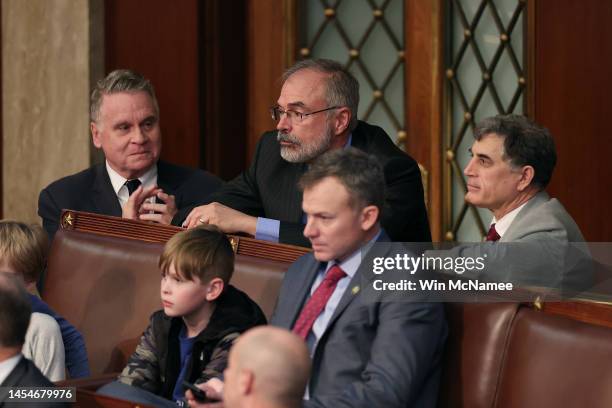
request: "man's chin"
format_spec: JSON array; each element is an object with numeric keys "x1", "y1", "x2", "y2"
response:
[
  {"x1": 312, "y1": 250, "x2": 333, "y2": 263},
  {"x1": 126, "y1": 158, "x2": 156, "y2": 174},
  {"x1": 280, "y1": 147, "x2": 305, "y2": 163}
]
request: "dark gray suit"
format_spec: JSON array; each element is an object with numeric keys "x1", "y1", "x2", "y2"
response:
[
  {"x1": 38, "y1": 160, "x2": 222, "y2": 240},
  {"x1": 271, "y1": 234, "x2": 447, "y2": 407}
]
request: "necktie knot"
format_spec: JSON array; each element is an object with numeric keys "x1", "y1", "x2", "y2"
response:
[
  {"x1": 486, "y1": 223, "x2": 501, "y2": 242},
  {"x1": 323, "y1": 265, "x2": 346, "y2": 284},
  {"x1": 125, "y1": 179, "x2": 141, "y2": 196}
]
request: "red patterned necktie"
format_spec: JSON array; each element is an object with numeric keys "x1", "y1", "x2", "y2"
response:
[
  {"x1": 486, "y1": 223, "x2": 501, "y2": 242},
  {"x1": 292, "y1": 265, "x2": 347, "y2": 340}
]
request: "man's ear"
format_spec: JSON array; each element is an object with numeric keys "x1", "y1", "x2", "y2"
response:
[
  {"x1": 239, "y1": 370, "x2": 254, "y2": 396},
  {"x1": 332, "y1": 107, "x2": 351, "y2": 135},
  {"x1": 517, "y1": 165, "x2": 535, "y2": 191},
  {"x1": 205, "y1": 277, "x2": 225, "y2": 301},
  {"x1": 91, "y1": 122, "x2": 102, "y2": 149},
  {"x1": 359, "y1": 205, "x2": 379, "y2": 231}
]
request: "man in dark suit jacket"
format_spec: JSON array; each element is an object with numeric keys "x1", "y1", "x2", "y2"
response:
[
  {"x1": 188, "y1": 149, "x2": 446, "y2": 408},
  {"x1": 183, "y1": 59, "x2": 430, "y2": 247},
  {"x1": 38, "y1": 69, "x2": 222, "y2": 240},
  {"x1": 0, "y1": 273, "x2": 67, "y2": 407}
]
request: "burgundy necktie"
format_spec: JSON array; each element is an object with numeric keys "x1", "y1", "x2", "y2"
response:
[
  {"x1": 486, "y1": 223, "x2": 501, "y2": 242},
  {"x1": 292, "y1": 265, "x2": 346, "y2": 340}
]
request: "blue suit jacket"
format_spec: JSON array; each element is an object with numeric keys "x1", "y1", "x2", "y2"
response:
[{"x1": 271, "y1": 233, "x2": 447, "y2": 407}]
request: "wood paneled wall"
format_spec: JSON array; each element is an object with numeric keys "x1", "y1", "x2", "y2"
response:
[
  {"x1": 200, "y1": 0, "x2": 247, "y2": 180},
  {"x1": 404, "y1": 0, "x2": 444, "y2": 240},
  {"x1": 105, "y1": 0, "x2": 201, "y2": 170},
  {"x1": 0, "y1": 3, "x2": 2, "y2": 218},
  {"x1": 246, "y1": 0, "x2": 296, "y2": 160},
  {"x1": 528, "y1": 0, "x2": 612, "y2": 241},
  {"x1": 104, "y1": 0, "x2": 248, "y2": 181}
]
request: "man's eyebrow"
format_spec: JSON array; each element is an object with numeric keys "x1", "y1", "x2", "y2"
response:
[
  {"x1": 285, "y1": 102, "x2": 307, "y2": 109},
  {"x1": 112, "y1": 120, "x2": 131, "y2": 128},
  {"x1": 468, "y1": 148, "x2": 492, "y2": 161},
  {"x1": 140, "y1": 115, "x2": 158, "y2": 123},
  {"x1": 475, "y1": 152, "x2": 492, "y2": 161}
]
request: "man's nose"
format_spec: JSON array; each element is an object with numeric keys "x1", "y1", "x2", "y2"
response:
[
  {"x1": 303, "y1": 218, "x2": 317, "y2": 238},
  {"x1": 276, "y1": 112, "x2": 291, "y2": 132},
  {"x1": 464, "y1": 158, "x2": 475, "y2": 177},
  {"x1": 132, "y1": 126, "x2": 148, "y2": 143}
]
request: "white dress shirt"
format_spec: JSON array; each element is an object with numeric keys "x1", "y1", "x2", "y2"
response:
[
  {"x1": 0, "y1": 353, "x2": 22, "y2": 385},
  {"x1": 490, "y1": 201, "x2": 528, "y2": 238},
  {"x1": 106, "y1": 161, "x2": 158, "y2": 207}
]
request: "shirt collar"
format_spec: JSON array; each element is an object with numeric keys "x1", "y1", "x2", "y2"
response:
[
  {"x1": 0, "y1": 353, "x2": 22, "y2": 385},
  {"x1": 491, "y1": 201, "x2": 529, "y2": 238},
  {"x1": 105, "y1": 161, "x2": 158, "y2": 196}
]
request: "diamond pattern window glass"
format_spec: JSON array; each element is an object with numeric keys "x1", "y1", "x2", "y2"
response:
[
  {"x1": 445, "y1": 0, "x2": 526, "y2": 242},
  {"x1": 298, "y1": 0, "x2": 406, "y2": 145}
]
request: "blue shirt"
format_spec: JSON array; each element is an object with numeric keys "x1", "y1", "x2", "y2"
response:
[
  {"x1": 29, "y1": 294, "x2": 91, "y2": 377},
  {"x1": 172, "y1": 325, "x2": 197, "y2": 402}
]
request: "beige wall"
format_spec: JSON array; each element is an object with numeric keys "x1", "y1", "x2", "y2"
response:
[{"x1": 2, "y1": 0, "x2": 103, "y2": 224}]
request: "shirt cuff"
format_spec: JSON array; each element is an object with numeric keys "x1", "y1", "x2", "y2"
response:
[{"x1": 255, "y1": 217, "x2": 280, "y2": 242}]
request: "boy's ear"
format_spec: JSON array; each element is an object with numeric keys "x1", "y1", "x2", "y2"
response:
[{"x1": 206, "y1": 277, "x2": 225, "y2": 301}]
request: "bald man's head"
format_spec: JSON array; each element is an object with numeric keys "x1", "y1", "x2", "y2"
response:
[{"x1": 224, "y1": 326, "x2": 311, "y2": 408}]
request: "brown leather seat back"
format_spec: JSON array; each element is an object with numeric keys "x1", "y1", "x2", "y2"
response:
[
  {"x1": 495, "y1": 308, "x2": 612, "y2": 408},
  {"x1": 44, "y1": 229, "x2": 165, "y2": 375},
  {"x1": 232, "y1": 254, "x2": 287, "y2": 319},
  {"x1": 43, "y1": 229, "x2": 291, "y2": 375},
  {"x1": 438, "y1": 303, "x2": 520, "y2": 408}
]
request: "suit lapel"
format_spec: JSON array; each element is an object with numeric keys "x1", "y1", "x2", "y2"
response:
[
  {"x1": 501, "y1": 191, "x2": 550, "y2": 242},
  {"x1": 285, "y1": 257, "x2": 322, "y2": 328},
  {"x1": 156, "y1": 161, "x2": 178, "y2": 196},
  {"x1": 321, "y1": 270, "x2": 361, "y2": 335},
  {"x1": 92, "y1": 164, "x2": 122, "y2": 216},
  {"x1": 316, "y1": 231, "x2": 390, "y2": 343}
]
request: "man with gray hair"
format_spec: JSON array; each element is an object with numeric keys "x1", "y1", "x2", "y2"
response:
[
  {"x1": 0, "y1": 272, "x2": 67, "y2": 406},
  {"x1": 39, "y1": 69, "x2": 222, "y2": 240},
  {"x1": 464, "y1": 114, "x2": 583, "y2": 243},
  {"x1": 184, "y1": 58, "x2": 430, "y2": 247},
  {"x1": 440, "y1": 114, "x2": 588, "y2": 291}
]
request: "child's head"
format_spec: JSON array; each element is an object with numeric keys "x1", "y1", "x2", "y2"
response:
[
  {"x1": 158, "y1": 226, "x2": 234, "y2": 318},
  {"x1": 0, "y1": 221, "x2": 48, "y2": 287}
]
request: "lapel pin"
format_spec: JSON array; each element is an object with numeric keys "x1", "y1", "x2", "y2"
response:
[{"x1": 352, "y1": 286, "x2": 360, "y2": 295}]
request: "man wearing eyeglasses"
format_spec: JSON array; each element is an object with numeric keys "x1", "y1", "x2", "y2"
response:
[{"x1": 183, "y1": 59, "x2": 431, "y2": 247}]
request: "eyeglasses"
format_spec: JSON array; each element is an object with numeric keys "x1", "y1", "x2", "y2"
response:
[{"x1": 269, "y1": 106, "x2": 340, "y2": 123}]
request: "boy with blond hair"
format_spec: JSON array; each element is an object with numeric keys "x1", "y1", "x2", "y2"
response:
[
  {"x1": 101, "y1": 226, "x2": 266, "y2": 406},
  {"x1": 0, "y1": 220, "x2": 90, "y2": 379}
]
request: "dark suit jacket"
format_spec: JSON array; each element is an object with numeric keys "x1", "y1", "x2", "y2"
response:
[
  {"x1": 38, "y1": 160, "x2": 222, "y2": 240},
  {"x1": 0, "y1": 356, "x2": 68, "y2": 407},
  {"x1": 201, "y1": 121, "x2": 431, "y2": 246},
  {"x1": 271, "y1": 234, "x2": 447, "y2": 407}
]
